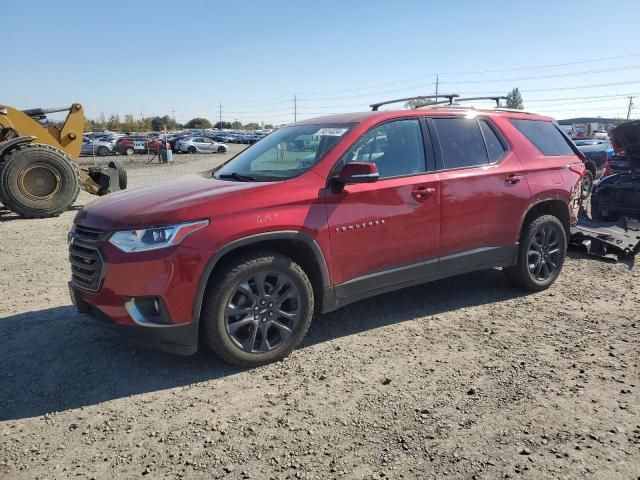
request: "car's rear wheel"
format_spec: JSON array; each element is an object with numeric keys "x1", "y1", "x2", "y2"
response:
[
  {"x1": 125, "y1": 147, "x2": 134, "y2": 156},
  {"x1": 97, "y1": 146, "x2": 110, "y2": 157},
  {"x1": 201, "y1": 251, "x2": 314, "y2": 367},
  {"x1": 188, "y1": 146, "x2": 197, "y2": 154},
  {"x1": 217, "y1": 146, "x2": 226, "y2": 154},
  {"x1": 504, "y1": 214, "x2": 567, "y2": 291},
  {"x1": 580, "y1": 170, "x2": 594, "y2": 199}
]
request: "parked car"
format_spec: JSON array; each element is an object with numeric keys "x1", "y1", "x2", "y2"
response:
[
  {"x1": 167, "y1": 134, "x2": 192, "y2": 152},
  {"x1": 115, "y1": 136, "x2": 163, "y2": 155},
  {"x1": 81, "y1": 137, "x2": 115, "y2": 157},
  {"x1": 178, "y1": 137, "x2": 228, "y2": 154},
  {"x1": 68, "y1": 104, "x2": 584, "y2": 366},
  {"x1": 573, "y1": 139, "x2": 615, "y2": 198},
  {"x1": 591, "y1": 120, "x2": 640, "y2": 221},
  {"x1": 216, "y1": 134, "x2": 237, "y2": 143}
]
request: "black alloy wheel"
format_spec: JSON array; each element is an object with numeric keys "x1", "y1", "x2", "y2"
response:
[
  {"x1": 527, "y1": 223, "x2": 562, "y2": 281},
  {"x1": 224, "y1": 271, "x2": 301, "y2": 353}
]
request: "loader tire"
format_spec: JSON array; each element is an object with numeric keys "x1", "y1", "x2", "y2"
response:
[
  {"x1": 0, "y1": 143, "x2": 80, "y2": 218},
  {"x1": 107, "y1": 160, "x2": 128, "y2": 190}
]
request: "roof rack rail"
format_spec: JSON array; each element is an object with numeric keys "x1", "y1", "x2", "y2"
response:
[
  {"x1": 370, "y1": 94, "x2": 459, "y2": 111},
  {"x1": 454, "y1": 96, "x2": 508, "y2": 107}
]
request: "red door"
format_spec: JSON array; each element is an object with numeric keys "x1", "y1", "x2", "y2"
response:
[
  {"x1": 324, "y1": 118, "x2": 440, "y2": 291},
  {"x1": 430, "y1": 116, "x2": 531, "y2": 258}
]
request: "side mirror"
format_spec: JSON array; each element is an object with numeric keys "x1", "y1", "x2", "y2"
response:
[{"x1": 336, "y1": 162, "x2": 379, "y2": 185}]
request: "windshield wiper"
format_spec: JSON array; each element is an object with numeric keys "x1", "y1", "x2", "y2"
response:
[{"x1": 216, "y1": 172, "x2": 257, "y2": 182}]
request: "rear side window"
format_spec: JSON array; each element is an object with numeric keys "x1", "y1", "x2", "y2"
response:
[
  {"x1": 479, "y1": 120, "x2": 507, "y2": 162},
  {"x1": 511, "y1": 119, "x2": 575, "y2": 156},
  {"x1": 432, "y1": 118, "x2": 488, "y2": 169}
]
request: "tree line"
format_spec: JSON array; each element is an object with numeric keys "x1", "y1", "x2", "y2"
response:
[
  {"x1": 84, "y1": 114, "x2": 274, "y2": 132},
  {"x1": 405, "y1": 87, "x2": 524, "y2": 110}
]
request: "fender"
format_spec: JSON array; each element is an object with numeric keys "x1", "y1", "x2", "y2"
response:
[
  {"x1": 191, "y1": 230, "x2": 334, "y2": 324},
  {"x1": 0, "y1": 136, "x2": 34, "y2": 158},
  {"x1": 518, "y1": 194, "x2": 573, "y2": 237}
]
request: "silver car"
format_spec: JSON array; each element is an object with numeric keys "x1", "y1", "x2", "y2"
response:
[
  {"x1": 178, "y1": 137, "x2": 228, "y2": 154},
  {"x1": 81, "y1": 138, "x2": 115, "y2": 156}
]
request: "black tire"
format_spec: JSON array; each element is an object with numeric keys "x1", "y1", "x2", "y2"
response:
[
  {"x1": 504, "y1": 214, "x2": 567, "y2": 291},
  {"x1": 107, "y1": 160, "x2": 128, "y2": 190},
  {"x1": 201, "y1": 250, "x2": 314, "y2": 367},
  {"x1": 0, "y1": 143, "x2": 80, "y2": 218},
  {"x1": 580, "y1": 170, "x2": 594, "y2": 199},
  {"x1": 97, "y1": 146, "x2": 110, "y2": 157},
  {"x1": 188, "y1": 146, "x2": 197, "y2": 154},
  {"x1": 217, "y1": 146, "x2": 226, "y2": 154}
]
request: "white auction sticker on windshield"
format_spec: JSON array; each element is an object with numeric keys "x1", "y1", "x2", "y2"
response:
[{"x1": 313, "y1": 127, "x2": 348, "y2": 137}]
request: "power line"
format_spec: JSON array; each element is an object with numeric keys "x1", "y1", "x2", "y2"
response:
[{"x1": 298, "y1": 52, "x2": 640, "y2": 97}]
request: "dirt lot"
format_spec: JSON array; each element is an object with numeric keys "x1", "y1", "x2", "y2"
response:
[{"x1": 1, "y1": 147, "x2": 638, "y2": 479}]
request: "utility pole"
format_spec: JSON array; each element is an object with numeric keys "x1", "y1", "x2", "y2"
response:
[
  {"x1": 172, "y1": 108, "x2": 176, "y2": 123},
  {"x1": 294, "y1": 95, "x2": 297, "y2": 122},
  {"x1": 435, "y1": 74, "x2": 439, "y2": 102},
  {"x1": 627, "y1": 96, "x2": 634, "y2": 120},
  {"x1": 219, "y1": 101, "x2": 222, "y2": 129}
]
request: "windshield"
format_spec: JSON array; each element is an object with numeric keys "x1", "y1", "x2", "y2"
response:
[{"x1": 214, "y1": 123, "x2": 354, "y2": 181}]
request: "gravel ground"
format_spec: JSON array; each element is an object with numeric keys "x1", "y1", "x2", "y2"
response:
[{"x1": 0, "y1": 147, "x2": 638, "y2": 479}]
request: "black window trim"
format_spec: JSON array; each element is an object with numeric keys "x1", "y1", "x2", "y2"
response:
[
  {"x1": 328, "y1": 116, "x2": 436, "y2": 186},
  {"x1": 427, "y1": 115, "x2": 511, "y2": 173}
]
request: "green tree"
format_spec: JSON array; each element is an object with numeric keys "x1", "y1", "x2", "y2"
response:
[
  {"x1": 185, "y1": 117, "x2": 212, "y2": 129},
  {"x1": 93, "y1": 112, "x2": 106, "y2": 131},
  {"x1": 105, "y1": 114, "x2": 121, "y2": 131},
  {"x1": 214, "y1": 121, "x2": 232, "y2": 129},
  {"x1": 505, "y1": 88, "x2": 524, "y2": 110},
  {"x1": 231, "y1": 120, "x2": 243, "y2": 130},
  {"x1": 263, "y1": 124, "x2": 274, "y2": 130},
  {"x1": 121, "y1": 114, "x2": 136, "y2": 132},
  {"x1": 244, "y1": 122, "x2": 260, "y2": 130},
  {"x1": 405, "y1": 97, "x2": 439, "y2": 109}
]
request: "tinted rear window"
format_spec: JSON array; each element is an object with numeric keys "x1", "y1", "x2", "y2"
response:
[
  {"x1": 433, "y1": 118, "x2": 488, "y2": 169},
  {"x1": 511, "y1": 119, "x2": 575, "y2": 156}
]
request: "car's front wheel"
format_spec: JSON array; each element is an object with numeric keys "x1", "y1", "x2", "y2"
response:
[
  {"x1": 201, "y1": 251, "x2": 314, "y2": 367},
  {"x1": 504, "y1": 214, "x2": 567, "y2": 291},
  {"x1": 188, "y1": 146, "x2": 197, "y2": 154},
  {"x1": 217, "y1": 146, "x2": 226, "y2": 154}
]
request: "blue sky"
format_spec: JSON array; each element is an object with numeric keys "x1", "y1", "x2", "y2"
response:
[{"x1": 4, "y1": 0, "x2": 640, "y2": 124}]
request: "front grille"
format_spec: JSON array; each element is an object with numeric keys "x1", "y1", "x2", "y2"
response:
[
  {"x1": 74, "y1": 225, "x2": 109, "y2": 242},
  {"x1": 69, "y1": 226, "x2": 106, "y2": 292}
]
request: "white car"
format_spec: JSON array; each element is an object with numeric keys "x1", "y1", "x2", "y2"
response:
[{"x1": 178, "y1": 137, "x2": 228, "y2": 154}]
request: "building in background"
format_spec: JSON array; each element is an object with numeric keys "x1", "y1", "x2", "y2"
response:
[{"x1": 557, "y1": 117, "x2": 624, "y2": 138}]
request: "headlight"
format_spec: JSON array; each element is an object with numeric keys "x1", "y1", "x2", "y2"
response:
[{"x1": 108, "y1": 219, "x2": 209, "y2": 253}]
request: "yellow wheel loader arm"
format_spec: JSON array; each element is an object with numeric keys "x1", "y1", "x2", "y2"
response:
[
  {"x1": 0, "y1": 103, "x2": 127, "y2": 219},
  {"x1": 0, "y1": 103, "x2": 84, "y2": 159}
]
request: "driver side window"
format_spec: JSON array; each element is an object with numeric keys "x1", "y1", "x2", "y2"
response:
[{"x1": 342, "y1": 119, "x2": 426, "y2": 179}]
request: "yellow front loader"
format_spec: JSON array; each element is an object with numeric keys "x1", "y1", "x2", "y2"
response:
[{"x1": 0, "y1": 103, "x2": 126, "y2": 218}]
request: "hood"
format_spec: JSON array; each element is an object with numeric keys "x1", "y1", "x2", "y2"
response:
[
  {"x1": 611, "y1": 120, "x2": 640, "y2": 170},
  {"x1": 75, "y1": 174, "x2": 274, "y2": 230}
]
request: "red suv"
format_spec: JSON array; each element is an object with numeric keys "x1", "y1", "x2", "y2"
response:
[
  {"x1": 68, "y1": 100, "x2": 584, "y2": 366},
  {"x1": 115, "y1": 136, "x2": 164, "y2": 155}
]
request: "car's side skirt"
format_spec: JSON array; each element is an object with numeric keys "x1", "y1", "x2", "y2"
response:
[{"x1": 327, "y1": 245, "x2": 518, "y2": 311}]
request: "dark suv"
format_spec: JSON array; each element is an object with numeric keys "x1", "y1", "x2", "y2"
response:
[{"x1": 68, "y1": 101, "x2": 584, "y2": 366}]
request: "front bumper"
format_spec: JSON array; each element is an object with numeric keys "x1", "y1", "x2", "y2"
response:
[
  {"x1": 69, "y1": 282, "x2": 199, "y2": 355},
  {"x1": 68, "y1": 239, "x2": 212, "y2": 355}
]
